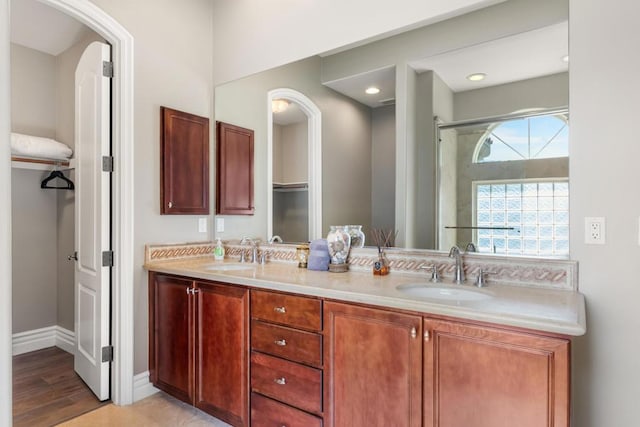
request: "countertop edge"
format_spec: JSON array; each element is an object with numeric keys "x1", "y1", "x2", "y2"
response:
[{"x1": 145, "y1": 262, "x2": 587, "y2": 338}]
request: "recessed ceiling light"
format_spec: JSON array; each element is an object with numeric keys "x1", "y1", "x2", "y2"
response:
[
  {"x1": 365, "y1": 86, "x2": 380, "y2": 95},
  {"x1": 562, "y1": 55, "x2": 569, "y2": 63},
  {"x1": 466, "y1": 73, "x2": 486, "y2": 82}
]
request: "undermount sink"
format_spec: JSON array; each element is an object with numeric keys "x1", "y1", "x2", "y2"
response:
[
  {"x1": 396, "y1": 283, "x2": 492, "y2": 302},
  {"x1": 203, "y1": 263, "x2": 255, "y2": 272}
]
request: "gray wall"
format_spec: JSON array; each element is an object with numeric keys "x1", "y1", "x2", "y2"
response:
[
  {"x1": 10, "y1": 44, "x2": 58, "y2": 334},
  {"x1": 215, "y1": 56, "x2": 372, "y2": 240},
  {"x1": 454, "y1": 72, "x2": 568, "y2": 120},
  {"x1": 371, "y1": 104, "x2": 396, "y2": 232},
  {"x1": 11, "y1": 169, "x2": 58, "y2": 333},
  {"x1": 570, "y1": 0, "x2": 640, "y2": 425}
]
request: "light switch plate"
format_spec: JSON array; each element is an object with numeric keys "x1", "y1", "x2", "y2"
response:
[
  {"x1": 198, "y1": 217, "x2": 207, "y2": 233},
  {"x1": 216, "y1": 217, "x2": 224, "y2": 233}
]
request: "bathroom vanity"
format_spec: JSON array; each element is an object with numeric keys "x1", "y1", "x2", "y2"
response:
[{"x1": 145, "y1": 243, "x2": 585, "y2": 427}]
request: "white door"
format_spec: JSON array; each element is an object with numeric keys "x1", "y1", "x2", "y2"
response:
[{"x1": 74, "y1": 41, "x2": 111, "y2": 401}]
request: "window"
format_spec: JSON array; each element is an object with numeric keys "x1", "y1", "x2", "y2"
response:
[
  {"x1": 474, "y1": 114, "x2": 568, "y2": 163},
  {"x1": 475, "y1": 180, "x2": 569, "y2": 256}
]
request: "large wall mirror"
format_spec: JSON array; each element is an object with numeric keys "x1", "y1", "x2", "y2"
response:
[{"x1": 214, "y1": 0, "x2": 568, "y2": 259}]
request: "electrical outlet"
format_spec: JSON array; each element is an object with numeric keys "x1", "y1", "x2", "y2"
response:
[{"x1": 585, "y1": 217, "x2": 605, "y2": 244}]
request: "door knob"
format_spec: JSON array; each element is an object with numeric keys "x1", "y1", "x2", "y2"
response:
[{"x1": 68, "y1": 251, "x2": 78, "y2": 261}]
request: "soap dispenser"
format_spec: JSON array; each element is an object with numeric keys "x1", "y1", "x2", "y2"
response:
[{"x1": 213, "y1": 238, "x2": 225, "y2": 261}]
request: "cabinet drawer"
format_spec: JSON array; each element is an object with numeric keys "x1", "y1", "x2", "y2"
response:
[
  {"x1": 251, "y1": 290, "x2": 322, "y2": 331},
  {"x1": 251, "y1": 393, "x2": 322, "y2": 427},
  {"x1": 251, "y1": 352, "x2": 322, "y2": 414},
  {"x1": 252, "y1": 320, "x2": 322, "y2": 367}
]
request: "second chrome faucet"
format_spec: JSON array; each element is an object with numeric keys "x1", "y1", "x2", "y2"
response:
[{"x1": 448, "y1": 245, "x2": 465, "y2": 284}]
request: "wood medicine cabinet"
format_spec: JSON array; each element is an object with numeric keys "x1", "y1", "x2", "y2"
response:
[
  {"x1": 160, "y1": 106, "x2": 210, "y2": 215},
  {"x1": 216, "y1": 121, "x2": 254, "y2": 215}
]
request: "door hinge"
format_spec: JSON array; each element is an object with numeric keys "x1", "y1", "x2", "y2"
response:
[
  {"x1": 102, "y1": 156, "x2": 114, "y2": 172},
  {"x1": 102, "y1": 345, "x2": 113, "y2": 363},
  {"x1": 102, "y1": 250, "x2": 114, "y2": 267},
  {"x1": 102, "y1": 61, "x2": 113, "y2": 78}
]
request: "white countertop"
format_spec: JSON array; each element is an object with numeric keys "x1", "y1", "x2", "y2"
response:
[{"x1": 145, "y1": 257, "x2": 586, "y2": 337}]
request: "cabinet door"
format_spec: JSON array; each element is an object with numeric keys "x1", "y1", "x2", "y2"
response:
[
  {"x1": 423, "y1": 319, "x2": 570, "y2": 427},
  {"x1": 195, "y1": 281, "x2": 249, "y2": 426},
  {"x1": 216, "y1": 121, "x2": 254, "y2": 215},
  {"x1": 160, "y1": 106, "x2": 210, "y2": 214},
  {"x1": 324, "y1": 301, "x2": 422, "y2": 427},
  {"x1": 148, "y1": 273, "x2": 194, "y2": 404}
]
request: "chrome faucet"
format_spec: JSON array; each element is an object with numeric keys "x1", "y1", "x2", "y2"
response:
[
  {"x1": 448, "y1": 245, "x2": 465, "y2": 284},
  {"x1": 240, "y1": 237, "x2": 258, "y2": 263},
  {"x1": 464, "y1": 242, "x2": 477, "y2": 253},
  {"x1": 268, "y1": 235, "x2": 283, "y2": 244}
]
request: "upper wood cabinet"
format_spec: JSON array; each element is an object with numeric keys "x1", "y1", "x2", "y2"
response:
[
  {"x1": 160, "y1": 106, "x2": 210, "y2": 215},
  {"x1": 216, "y1": 121, "x2": 254, "y2": 215}
]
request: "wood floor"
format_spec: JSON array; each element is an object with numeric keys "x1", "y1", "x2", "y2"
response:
[{"x1": 13, "y1": 346, "x2": 108, "y2": 427}]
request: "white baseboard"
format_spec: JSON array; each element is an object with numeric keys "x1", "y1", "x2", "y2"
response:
[
  {"x1": 12, "y1": 325, "x2": 75, "y2": 356},
  {"x1": 133, "y1": 371, "x2": 159, "y2": 402}
]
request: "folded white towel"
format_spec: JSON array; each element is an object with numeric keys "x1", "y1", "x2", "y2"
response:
[{"x1": 11, "y1": 132, "x2": 73, "y2": 161}]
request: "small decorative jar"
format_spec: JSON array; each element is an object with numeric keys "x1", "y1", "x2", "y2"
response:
[
  {"x1": 296, "y1": 244, "x2": 309, "y2": 268},
  {"x1": 326, "y1": 226, "x2": 351, "y2": 272},
  {"x1": 346, "y1": 225, "x2": 365, "y2": 248},
  {"x1": 373, "y1": 251, "x2": 390, "y2": 276}
]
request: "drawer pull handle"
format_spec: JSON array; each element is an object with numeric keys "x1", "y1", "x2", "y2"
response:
[
  {"x1": 273, "y1": 306, "x2": 286, "y2": 314},
  {"x1": 274, "y1": 339, "x2": 287, "y2": 346},
  {"x1": 274, "y1": 377, "x2": 286, "y2": 385}
]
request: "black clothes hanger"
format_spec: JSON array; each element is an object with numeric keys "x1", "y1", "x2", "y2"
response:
[{"x1": 41, "y1": 170, "x2": 75, "y2": 190}]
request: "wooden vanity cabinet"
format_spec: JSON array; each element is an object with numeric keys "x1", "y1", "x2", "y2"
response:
[
  {"x1": 423, "y1": 318, "x2": 570, "y2": 427},
  {"x1": 323, "y1": 301, "x2": 571, "y2": 427},
  {"x1": 148, "y1": 273, "x2": 194, "y2": 403},
  {"x1": 250, "y1": 290, "x2": 324, "y2": 426},
  {"x1": 323, "y1": 301, "x2": 423, "y2": 427},
  {"x1": 149, "y1": 273, "x2": 249, "y2": 427}
]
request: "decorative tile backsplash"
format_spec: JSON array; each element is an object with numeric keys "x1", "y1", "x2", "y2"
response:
[{"x1": 145, "y1": 240, "x2": 577, "y2": 291}]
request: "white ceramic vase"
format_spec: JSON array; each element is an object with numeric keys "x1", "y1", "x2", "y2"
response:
[{"x1": 326, "y1": 226, "x2": 351, "y2": 264}]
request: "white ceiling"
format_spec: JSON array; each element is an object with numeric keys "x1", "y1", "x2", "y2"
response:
[
  {"x1": 324, "y1": 66, "x2": 397, "y2": 109},
  {"x1": 410, "y1": 21, "x2": 568, "y2": 92},
  {"x1": 11, "y1": 0, "x2": 92, "y2": 56},
  {"x1": 323, "y1": 21, "x2": 568, "y2": 108}
]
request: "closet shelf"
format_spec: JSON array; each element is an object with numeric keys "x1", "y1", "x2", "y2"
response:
[{"x1": 11, "y1": 156, "x2": 76, "y2": 171}]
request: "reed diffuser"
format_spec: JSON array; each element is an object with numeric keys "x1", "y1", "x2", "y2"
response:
[{"x1": 371, "y1": 228, "x2": 396, "y2": 276}]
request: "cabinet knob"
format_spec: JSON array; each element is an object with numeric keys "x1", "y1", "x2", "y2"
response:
[
  {"x1": 273, "y1": 306, "x2": 286, "y2": 314},
  {"x1": 274, "y1": 377, "x2": 286, "y2": 385},
  {"x1": 424, "y1": 330, "x2": 430, "y2": 342},
  {"x1": 274, "y1": 339, "x2": 287, "y2": 346},
  {"x1": 168, "y1": 201, "x2": 173, "y2": 208},
  {"x1": 411, "y1": 327, "x2": 417, "y2": 339}
]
